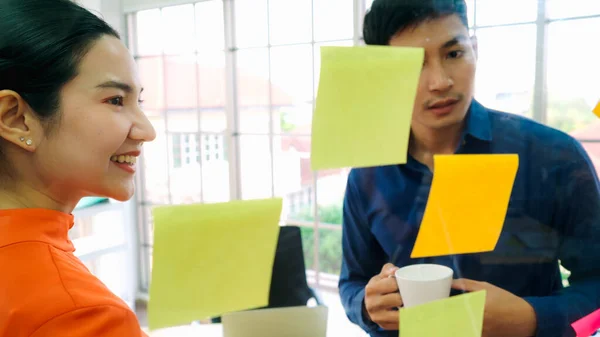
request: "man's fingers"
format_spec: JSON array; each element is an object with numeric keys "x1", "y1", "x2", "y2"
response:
[
  {"x1": 367, "y1": 292, "x2": 403, "y2": 312},
  {"x1": 372, "y1": 310, "x2": 400, "y2": 330},
  {"x1": 367, "y1": 277, "x2": 399, "y2": 296},
  {"x1": 378, "y1": 263, "x2": 399, "y2": 278},
  {"x1": 452, "y1": 278, "x2": 482, "y2": 291}
]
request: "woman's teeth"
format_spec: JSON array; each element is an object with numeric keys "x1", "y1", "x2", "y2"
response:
[{"x1": 110, "y1": 155, "x2": 137, "y2": 165}]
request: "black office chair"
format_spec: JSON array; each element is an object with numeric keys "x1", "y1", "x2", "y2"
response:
[{"x1": 212, "y1": 225, "x2": 321, "y2": 323}]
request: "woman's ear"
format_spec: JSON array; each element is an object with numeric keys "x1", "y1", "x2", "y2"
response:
[{"x1": 0, "y1": 90, "x2": 43, "y2": 152}]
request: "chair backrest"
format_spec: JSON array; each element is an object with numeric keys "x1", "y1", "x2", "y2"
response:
[
  {"x1": 211, "y1": 226, "x2": 314, "y2": 323},
  {"x1": 268, "y1": 225, "x2": 313, "y2": 308}
]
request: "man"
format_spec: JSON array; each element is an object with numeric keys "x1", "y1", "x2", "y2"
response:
[{"x1": 338, "y1": 1, "x2": 600, "y2": 336}]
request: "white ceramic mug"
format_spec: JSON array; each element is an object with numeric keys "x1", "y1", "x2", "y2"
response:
[{"x1": 394, "y1": 264, "x2": 454, "y2": 308}]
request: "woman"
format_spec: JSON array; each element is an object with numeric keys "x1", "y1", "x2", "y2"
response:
[{"x1": 0, "y1": 0, "x2": 155, "y2": 336}]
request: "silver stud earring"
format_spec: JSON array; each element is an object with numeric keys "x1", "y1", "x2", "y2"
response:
[
  {"x1": 19, "y1": 137, "x2": 25, "y2": 142},
  {"x1": 25, "y1": 139, "x2": 33, "y2": 146}
]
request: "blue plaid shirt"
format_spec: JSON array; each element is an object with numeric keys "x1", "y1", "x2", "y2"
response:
[{"x1": 339, "y1": 100, "x2": 600, "y2": 337}]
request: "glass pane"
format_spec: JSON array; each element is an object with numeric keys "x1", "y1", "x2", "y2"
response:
[
  {"x1": 235, "y1": 0, "x2": 269, "y2": 48},
  {"x1": 140, "y1": 206, "x2": 154, "y2": 246},
  {"x1": 161, "y1": 4, "x2": 195, "y2": 55},
  {"x1": 136, "y1": 9, "x2": 162, "y2": 56},
  {"x1": 196, "y1": 1, "x2": 225, "y2": 50},
  {"x1": 313, "y1": 0, "x2": 353, "y2": 42},
  {"x1": 169, "y1": 132, "x2": 203, "y2": 204},
  {"x1": 274, "y1": 135, "x2": 312, "y2": 220},
  {"x1": 240, "y1": 135, "x2": 273, "y2": 200},
  {"x1": 475, "y1": 24, "x2": 536, "y2": 116},
  {"x1": 547, "y1": 18, "x2": 600, "y2": 133},
  {"x1": 165, "y1": 55, "x2": 198, "y2": 115},
  {"x1": 318, "y1": 227, "x2": 343, "y2": 276},
  {"x1": 141, "y1": 117, "x2": 171, "y2": 204},
  {"x1": 269, "y1": 0, "x2": 313, "y2": 45},
  {"x1": 137, "y1": 57, "x2": 164, "y2": 112},
  {"x1": 198, "y1": 52, "x2": 227, "y2": 133},
  {"x1": 547, "y1": 0, "x2": 600, "y2": 19},
  {"x1": 365, "y1": 0, "x2": 374, "y2": 10},
  {"x1": 475, "y1": 0, "x2": 537, "y2": 26},
  {"x1": 83, "y1": 252, "x2": 131, "y2": 303},
  {"x1": 140, "y1": 245, "x2": 152, "y2": 291},
  {"x1": 70, "y1": 210, "x2": 126, "y2": 245},
  {"x1": 237, "y1": 48, "x2": 271, "y2": 133},
  {"x1": 271, "y1": 45, "x2": 314, "y2": 132},
  {"x1": 201, "y1": 133, "x2": 231, "y2": 203}
]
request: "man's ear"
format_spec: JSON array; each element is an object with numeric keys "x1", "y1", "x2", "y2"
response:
[
  {"x1": 0, "y1": 90, "x2": 43, "y2": 152},
  {"x1": 470, "y1": 35, "x2": 479, "y2": 60}
]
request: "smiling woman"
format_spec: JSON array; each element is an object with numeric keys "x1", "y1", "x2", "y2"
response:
[{"x1": 0, "y1": 0, "x2": 154, "y2": 336}]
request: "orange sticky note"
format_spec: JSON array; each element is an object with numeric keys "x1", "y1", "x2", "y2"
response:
[
  {"x1": 411, "y1": 154, "x2": 519, "y2": 258},
  {"x1": 594, "y1": 101, "x2": 600, "y2": 118},
  {"x1": 572, "y1": 309, "x2": 600, "y2": 337}
]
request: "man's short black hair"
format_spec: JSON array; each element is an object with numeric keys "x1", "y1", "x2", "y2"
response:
[{"x1": 363, "y1": 0, "x2": 469, "y2": 45}]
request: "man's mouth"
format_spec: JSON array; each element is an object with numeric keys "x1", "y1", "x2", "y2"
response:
[{"x1": 428, "y1": 98, "x2": 460, "y2": 109}]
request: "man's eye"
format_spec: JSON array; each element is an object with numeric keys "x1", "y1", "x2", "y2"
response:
[
  {"x1": 107, "y1": 96, "x2": 124, "y2": 106},
  {"x1": 448, "y1": 50, "x2": 464, "y2": 59}
]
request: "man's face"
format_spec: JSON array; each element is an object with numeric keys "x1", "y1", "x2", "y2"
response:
[{"x1": 389, "y1": 14, "x2": 477, "y2": 131}]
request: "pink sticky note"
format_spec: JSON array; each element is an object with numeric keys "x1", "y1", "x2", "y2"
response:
[{"x1": 572, "y1": 309, "x2": 600, "y2": 337}]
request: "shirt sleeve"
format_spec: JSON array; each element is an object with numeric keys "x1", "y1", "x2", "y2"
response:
[
  {"x1": 524, "y1": 139, "x2": 600, "y2": 337},
  {"x1": 30, "y1": 305, "x2": 147, "y2": 337},
  {"x1": 338, "y1": 170, "x2": 388, "y2": 334}
]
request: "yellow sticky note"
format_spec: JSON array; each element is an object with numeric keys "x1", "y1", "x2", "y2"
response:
[
  {"x1": 310, "y1": 46, "x2": 424, "y2": 170},
  {"x1": 400, "y1": 291, "x2": 486, "y2": 337},
  {"x1": 411, "y1": 154, "x2": 519, "y2": 258},
  {"x1": 148, "y1": 198, "x2": 282, "y2": 330},
  {"x1": 594, "y1": 101, "x2": 600, "y2": 118}
]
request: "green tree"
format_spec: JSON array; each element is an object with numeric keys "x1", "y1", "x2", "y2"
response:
[{"x1": 293, "y1": 203, "x2": 344, "y2": 275}]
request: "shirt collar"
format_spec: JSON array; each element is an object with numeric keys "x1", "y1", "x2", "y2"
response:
[
  {"x1": 0, "y1": 208, "x2": 75, "y2": 252},
  {"x1": 463, "y1": 99, "x2": 493, "y2": 142}
]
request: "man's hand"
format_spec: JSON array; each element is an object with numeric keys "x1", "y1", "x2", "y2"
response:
[
  {"x1": 452, "y1": 279, "x2": 538, "y2": 337},
  {"x1": 364, "y1": 263, "x2": 402, "y2": 330}
]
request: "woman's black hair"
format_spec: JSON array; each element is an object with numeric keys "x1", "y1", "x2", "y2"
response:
[
  {"x1": 364, "y1": 0, "x2": 469, "y2": 46},
  {"x1": 0, "y1": 0, "x2": 120, "y2": 124},
  {"x1": 0, "y1": 0, "x2": 119, "y2": 176}
]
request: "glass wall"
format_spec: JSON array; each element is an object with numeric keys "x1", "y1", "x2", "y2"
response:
[{"x1": 129, "y1": 0, "x2": 600, "y2": 333}]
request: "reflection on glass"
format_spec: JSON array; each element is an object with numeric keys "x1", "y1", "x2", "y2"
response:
[
  {"x1": 137, "y1": 58, "x2": 164, "y2": 111},
  {"x1": 271, "y1": 45, "x2": 314, "y2": 131},
  {"x1": 168, "y1": 132, "x2": 202, "y2": 204},
  {"x1": 235, "y1": 0, "x2": 269, "y2": 48},
  {"x1": 475, "y1": 24, "x2": 536, "y2": 116},
  {"x1": 273, "y1": 135, "x2": 312, "y2": 220},
  {"x1": 161, "y1": 5, "x2": 195, "y2": 55},
  {"x1": 196, "y1": 1, "x2": 225, "y2": 50},
  {"x1": 142, "y1": 117, "x2": 170, "y2": 204},
  {"x1": 135, "y1": 9, "x2": 162, "y2": 56},
  {"x1": 197, "y1": 52, "x2": 227, "y2": 133},
  {"x1": 164, "y1": 55, "x2": 198, "y2": 114},
  {"x1": 269, "y1": 0, "x2": 313, "y2": 45},
  {"x1": 313, "y1": 0, "x2": 354, "y2": 42},
  {"x1": 475, "y1": 0, "x2": 537, "y2": 26},
  {"x1": 547, "y1": 18, "x2": 600, "y2": 133},
  {"x1": 237, "y1": 48, "x2": 271, "y2": 133},
  {"x1": 240, "y1": 136, "x2": 273, "y2": 200}
]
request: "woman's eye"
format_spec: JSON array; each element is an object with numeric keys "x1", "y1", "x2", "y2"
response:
[{"x1": 107, "y1": 96, "x2": 124, "y2": 106}]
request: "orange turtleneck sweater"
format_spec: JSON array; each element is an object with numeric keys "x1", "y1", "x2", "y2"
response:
[{"x1": 0, "y1": 208, "x2": 147, "y2": 337}]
